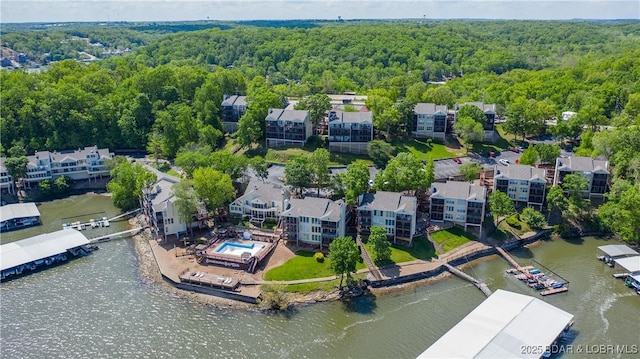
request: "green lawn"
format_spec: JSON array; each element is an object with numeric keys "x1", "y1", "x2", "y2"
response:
[
  {"x1": 242, "y1": 137, "x2": 460, "y2": 166},
  {"x1": 472, "y1": 124, "x2": 513, "y2": 155},
  {"x1": 429, "y1": 227, "x2": 476, "y2": 253},
  {"x1": 498, "y1": 216, "x2": 532, "y2": 236},
  {"x1": 264, "y1": 250, "x2": 366, "y2": 281},
  {"x1": 285, "y1": 273, "x2": 368, "y2": 292},
  {"x1": 364, "y1": 235, "x2": 436, "y2": 265},
  {"x1": 392, "y1": 138, "x2": 459, "y2": 161}
]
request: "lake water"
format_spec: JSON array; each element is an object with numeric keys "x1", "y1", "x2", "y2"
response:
[{"x1": 1, "y1": 194, "x2": 638, "y2": 358}]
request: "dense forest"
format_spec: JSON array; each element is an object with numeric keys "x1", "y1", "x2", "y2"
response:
[{"x1": 2, "y1": 20, "x2": 639, "y2": 155}]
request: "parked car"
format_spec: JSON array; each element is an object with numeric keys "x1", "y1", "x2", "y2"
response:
[
  {"x1": 499, "y1": 159, "x2": 510, "y2": 166},
  {"x1": 510, "y1": 147, "x2": 520, "y2": 153},
  {"x1": 452, "y1": 157, "x2": 462, "y2": 164}
]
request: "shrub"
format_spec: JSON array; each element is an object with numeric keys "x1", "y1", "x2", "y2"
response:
[
  {"x1": 506, "y1": 215, "x2": 521, "y2": 229},
  {"x1": 314, "y1": 252, "x2": 325, "y2": 263},
  {"x1": 520, "y1": 207, "x2": 547, "y2": 229}
]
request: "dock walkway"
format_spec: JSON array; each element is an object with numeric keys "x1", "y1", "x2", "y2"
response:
[
  {"x1": 496, "y1": 247, "x2": 521, "y2": 269},
  {"x1": 89, "y1": 227, "x2": 143, "y2": 243},
  {"x1": 440, "y1": 261, "x2": 493, "y2": 297}
]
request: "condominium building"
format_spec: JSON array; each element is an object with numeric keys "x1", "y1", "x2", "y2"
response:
[
  {"x1": 429, "y1": 181, "x2": 486, "y2": 236},
  {"x1": 413, "y1": 103, "x2": 448, "y2": 140},
  {"x1": 221, "y1": 95, "x2": 247, "y2": 132},
  {"x1": 553, "y1": 156, "x2": 609, "y2": 198},
  {"x1": 229, "y1": 179, "x2": 290, "y2": 226},
  {"x1": 494, "y1": 164, "x2": 547, "y2": 210},
  {"x1": 265, "y1": 108, "x2": 312, "y2": 147},
  {"x1": 280, "y1": 197, "x2": 346, "y2": 249},
  {"x1": 16, "y1": 146, "x2": 113, "y2": 189},
  {"x1": 0, "y1": 158, "x2": 14, "y2": 195},
  {"x1": 357, "y1": 191, "x2": 417, "y2": 246},
  {"x1": 456, "y1": 102, "x2": 497, "y2": 142},
  {"x1": 140, "y1": 176, "x2": 187, "y2": 240},
  {"x1": 327, "y1": 110, "x2": 373, "y2": 154}
]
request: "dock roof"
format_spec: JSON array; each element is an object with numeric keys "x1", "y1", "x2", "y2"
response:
[
  {"x1": 0, "y1": 229, "x2": 89, "y2": 271},
  {"x1": 598, "y1": 245, "x2": 639, "y2": 258},
  {"x1": 614, "y1": 256, "x2": 640, "y2": 274},
  {"x1": 0, "y1": 202, "x2": 41, "y2": 223},
  {"x1": 417, "y1": 289, "x2": 574, "y2": 359}
]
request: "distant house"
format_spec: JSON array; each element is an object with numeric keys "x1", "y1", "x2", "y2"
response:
[
  {"x1": 413, "y1": 103, "x2": 448, "y2": 140},
  {"x1": 0, "y1": 158, "x2": 14, "y2": 195},
  {"x1": 327, "y1": 110, "x2": 374, "y2": 154},
  {"x1": 456, "y1": 102, "x2": 497, "y2": 142},
  {"x1": 561, "y1": 111, "x2": 577, "y2": 121},
  {"x1": 229, "y1": 179, "x2": 290, "y2": 226},
  {"x1": 553, "y1": 156, "x2": 609, "y2": 198},
  {"x1": 357, "y1": 191, "x2": 417, "y2": 246},
  {"x1": 280, "y1": 197, "x2": 346, "y2": 249},
  {"x1": 14, "y1": 146, "x2": 113, "y2": 189},
  {"x1": 265, "y1": 108, "x2": 312, "y2": 147},
  {"x1": 429, "y1": 181, "x2": 486, "y2": 236},
  {"x1": 221, "y1": 95, "x2": 247, "y2": 132},
  {"x1": 494, "y1": 164, "x2": 547, "y2": 210}
]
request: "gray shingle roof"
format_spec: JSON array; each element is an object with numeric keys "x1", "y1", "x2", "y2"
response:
[
  {"x1": 28, "y1": 146, "x2": 113, "y2": 165},
  {"x1": 556, "y1": 156, "x2": 609, "y2": 173},
  {"x1": 358, "y1": 191, "x2": 416, "y2": 213},
  {"x1": 494, "y1": 164, "x2": 547, "y2": 181},
  {"x1": 414, "y1": 103, "x2": 448, "y2": 115},
  {"x1": 328, "y1": 110, "x2": 373, "y2": 124},
  {"x1": 222, "y1": 95, "x2": 246, "y2": 107},
  {"x1": 266, "y1": 108, "x2": 309, "y2": 123},
  {"x1": 431, "y1": 181, "x2": 486, "y2": 202},
  {"x1": 463, "y1": 102, "x2": 496, "y2": 114},
  {"x1": 282, "y1": 197, "x2": 344, "y2": 221},
  {"x1": 238, "y1": 179, "x2": 289, "y2": 206}
]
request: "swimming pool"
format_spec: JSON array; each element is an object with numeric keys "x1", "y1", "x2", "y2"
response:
[{"x1": 214, "y1": 241, "x2": 266, "y2": 257}]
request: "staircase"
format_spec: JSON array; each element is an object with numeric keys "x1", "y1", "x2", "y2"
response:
[{"x1": 356, "y1": 235, "x2": 383, "y2": 281}]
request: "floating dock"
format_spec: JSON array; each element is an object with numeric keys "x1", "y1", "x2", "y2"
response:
[
  {"x1": 1, "y1": 229, "x2": 93, "y2": 282},
  {"x1": 499, "y1": 247, "x2": 569, "y2": 296}
]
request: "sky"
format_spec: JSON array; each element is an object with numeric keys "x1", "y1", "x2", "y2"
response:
[{"x1": 1, "y1": 0, "x2": 639, "y2": 23}]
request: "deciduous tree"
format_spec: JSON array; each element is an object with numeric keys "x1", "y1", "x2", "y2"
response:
[
  {"x1": 343, "y1": 160, "x2": 370, "y2": 205},
  {"x1": 488, "y1": 191, "x2": 515, "y2": 226},
  {"x1": 458, "y1": 162, "x2": 482, "y2": 182},
  {"x1": 284, "y1": 157, "x2": 312, "y2": 196},
  {"x1": 192, "y1": 167, "x2": 235, "y2": 214},
  {"x1": 519, "y1": 146, "x2": 538, "y2": 166},
  {"x1": 309, "y1": 148, "x2": 330, "y2": 195},
  {"x1": 453, "y1": 116, "x2": 483, "y2": 153},
  {"x1": 369, "y1": 226, "x2": 391, "y2": 264},
  {"x1": 328, "y1": 236, "x2": 360, "y2": 288}
]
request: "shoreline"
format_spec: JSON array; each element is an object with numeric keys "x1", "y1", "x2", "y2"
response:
[{"x1": 131, "y1": 218, "x2": 555, "y2": 310}]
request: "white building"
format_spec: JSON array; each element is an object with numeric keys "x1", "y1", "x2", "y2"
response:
[
  {"x1": 553, "y1": 156, "x2": 609, "y2": 198},
  {"x1": 430, "y1": 181, "x2": 486, "y2": 236},
  {"x1": 562, "y1": 111, "x2": 577, "y2": 121},
  {"x1": 0, "y1": 158, "x2": 14, "y2": 194},
  {"x1": 141, "y1": 176, "x2": 188, "y2": 240},
  {"x1": 357, "y1": 191, "x2": 417, "y2": 246},
  {"x1": 17, "y1": 146, "x2": 113, "y2": 188},
  {"x1": 229, "y1": 179, "x2": 290, "y2": 226},
  {"x1": 494, "y1": 164, "x2": 547, "y2": 210},
  {"x1": 327, "y1": 110, "x2": 374, "y2": 154},
  {"x1": 280, "y1": 197, "x2": 346, "y2": 249},
  {"x1": 413, "y1": 103, "x2": 448, "y2": 140}
]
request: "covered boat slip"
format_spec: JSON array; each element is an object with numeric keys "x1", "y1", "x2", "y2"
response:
[
  {"x1": 614, "y1": 256, "x2": 640, "y2": 275},
  {"x1": 0, "y1": 202, "x2": 41, "y2": 231},
  {"x1": 417, "y1": 289, "x2": 574, "y2": 359},
  {"x1": 1, "y1": 229, "x2": 89, "y2": 273},
  {"x1": 598, "y1": 245, "x2": 639, "y2": 259}
]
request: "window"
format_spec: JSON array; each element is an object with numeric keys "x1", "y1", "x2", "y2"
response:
[
  {"x1": 446, "y1": 206, "x2": 454, "y2": 212},
  {"x1": 444, "y1": 213, "x2": 453, "y2": 220}
]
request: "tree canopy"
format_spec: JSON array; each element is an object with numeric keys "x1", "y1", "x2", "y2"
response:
[{"x1": 328, "y1": 236, "x2": 360, "y2": 288}]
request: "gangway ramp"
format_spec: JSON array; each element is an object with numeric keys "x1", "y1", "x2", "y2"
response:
[{"x1": 441, "y1": 261, "x2": 493, "y2": 297}]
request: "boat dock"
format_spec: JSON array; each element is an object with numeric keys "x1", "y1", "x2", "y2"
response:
[
  {"x1": 62, "y1": 208, "x2": 141, "y2": 231},
  {"x1": 498, "y1": 247, "x2": 569, "y2": 296},
  {"x1": 441, "y1": 262, "x2": 493, "y2": 297},
  {"x1": 1, "y1": 229, "x2": 94, "y2": 282},
  {"x1": 0, "y1": 202, "x2": 41, "y2": 233},
  {"x1": 88, "y1": 227, "x2": 144, "y2": 243}
]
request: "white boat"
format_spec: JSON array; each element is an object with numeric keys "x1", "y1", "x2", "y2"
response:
[{"x1": 103, "y1": 219, "x2": 110, "y2": 227}]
